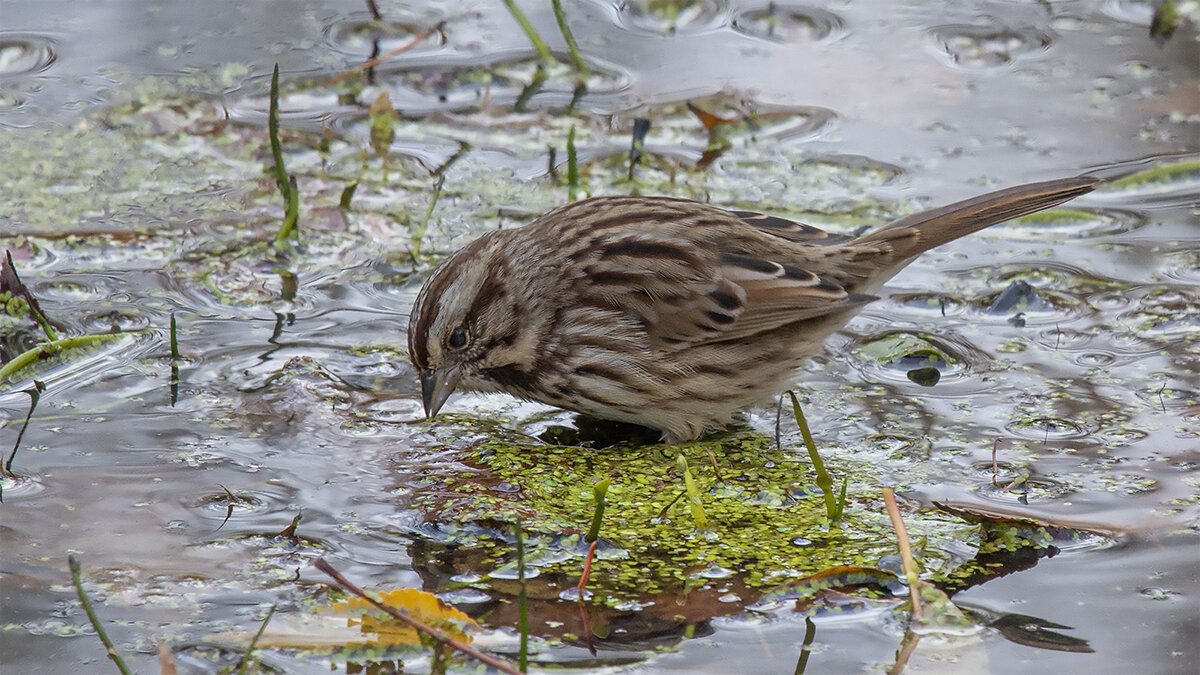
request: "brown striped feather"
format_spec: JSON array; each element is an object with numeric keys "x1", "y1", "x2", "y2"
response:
[{"x1": 407, "y1": 176, "x2": 1099, "y2": 442}]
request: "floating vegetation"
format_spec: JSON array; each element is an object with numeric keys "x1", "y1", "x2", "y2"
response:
[
  {"x1": 405, "y1": 429, "x2": 1069, "y2": 614},
  {"x1": 0, "y1": 4, "x2": 1194, "y2": 673},
  {"x1": 1097, "y1": 158, "x2": 1200, "y2": 198}
]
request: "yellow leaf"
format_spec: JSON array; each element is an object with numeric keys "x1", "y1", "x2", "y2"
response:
[
  {"x1": 207, "y1": 587, "x2": 481, "y2": 652},
  {"x1": 329, "y1": 588, "x2": 478, "y2": 645}
]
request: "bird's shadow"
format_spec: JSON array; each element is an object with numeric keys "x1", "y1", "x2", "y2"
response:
[{"x1": 536, "y1": 415, "x2": 664, "y2": 448}]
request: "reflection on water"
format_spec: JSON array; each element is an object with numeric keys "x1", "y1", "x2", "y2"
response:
[{"x1": 1, "y1": 0, "x2": 1198, "y2": 673}]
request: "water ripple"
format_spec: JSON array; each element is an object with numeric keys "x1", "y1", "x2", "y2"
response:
[
  {"x1": 615, "y1": 0, "x2": 727, "y2": 35},
  {"x1": 324, "y1": 15, "x2": 447, "y2": 59},
  {"x1": 995, "y1": 208, "x2": 1146, "y2": 240},
  {"x1": 732, "y1": 4, "x2": 846, "y2": 43},
  {"x1": 851, "y1": 329, "x2": 996, "y2": 394},
  {"x1": 1092, "y1": 158, "x2": 1200, "y2": 206},
  {"x1": 0, "y1": 33, "x2": 57, "y2": 76},
  {"x1": 931, "y1": 23, "x2": 1053, "y2": 69}
]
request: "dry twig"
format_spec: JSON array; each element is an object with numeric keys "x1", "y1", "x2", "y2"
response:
[{"x1": 313, "y1": 558, "x2": 524, "y2": 675}]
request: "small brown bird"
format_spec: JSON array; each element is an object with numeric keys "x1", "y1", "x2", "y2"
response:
[{"x1": 408, "y1": 176, "x2": 1098, "y2": 442}]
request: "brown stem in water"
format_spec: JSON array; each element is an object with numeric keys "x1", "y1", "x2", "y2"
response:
[{"x1": 313, "y1": 558, "x2": 525, "y2": 675}]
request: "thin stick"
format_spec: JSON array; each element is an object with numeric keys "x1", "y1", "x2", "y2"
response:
[
  {"x1": 576, "y1": 595, "x2": 596, "y2": 655},
  {"x1": 3, "y1": 251, "x2": 58, "y2": 341},
  {"x1": 332, "y1": 22, "x2": 446, "y2": 82},
  {"x1": 5, "y1": 380, "x2": 44, "y2": 476},
  {"x1": 704, "y1": 448, "x2": 724, "y2": 482},
  {"x1": 513, "y1": 523, "x2": 529, "y2": 671},
  {"x1": 990, "y1": 439, "x2": 1000, "y2": 486},
  {"x1": 157, "y1": 639, "x2": 179, "y2": 675},
  {"x1": 169, "y1": 313, "x2": 180, "y2": 407},
  {"x1": 313, "y1": 558, "x2": 524, "y2": 675},
  {"x1": 882, "y1": 488, "x2": 923, "y2": 620},
  {"x1": 69, "y1": 555, "x2": 133, "y2": 675},
  {"x1": 411, "y1": 174, "x2": 445, "y2": 261},
  {"x1": 216, "y1": 484, "x2": 238, "y2": 531},
  {"x1": 236, "y1": 604, "x2": 277, "y2": 674},
  {"x1": 887, "y1": 628, "x2": 921, "y2": 675}
]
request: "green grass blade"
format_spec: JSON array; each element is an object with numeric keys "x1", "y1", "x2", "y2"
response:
[{"x1": 788, "y1": 391, "x2": 840, "y2": 526}]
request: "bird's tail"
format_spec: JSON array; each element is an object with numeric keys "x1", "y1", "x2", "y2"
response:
[{"x1": 853, "y1": 175, "x2": 1100, "y2": 260}]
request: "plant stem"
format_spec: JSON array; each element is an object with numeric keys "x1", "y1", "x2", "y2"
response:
[
  {"x1": 69, "y1": 556, "x2": 133, "y2": 675},
  {"x1": 0, "y1": 333, "x2": 132, "y2": 382},
  {"x1": 551, "y1": 0, "x2": 591, "y2": 81},
  {"x1": 514, "y1": 522, "x2": 529, "y2": 671},
  {"x1": 412, "y1": 175, "x2": 445, "y2": 260},
  {"x1": 4, "y1": 380, "x2": 44, "y2": 477},
  {"x1": 566, "y1": 125, "x2": 578, "y2": 202},
  {"x1": 677, "y1": 453, "x2": 708, "y2": 529},
  {"x1": 788, "y1": 392, "x2": 840, "y2": 526},
  {"x1": 502, "y1": 0, "x2": 554, "y2": 63},
  {"x1": 882, "y1": 488, "x2": 924, "y2": 620},
  {"x1": 236, "y1": 604, "x2": 276, "y2": 674}
]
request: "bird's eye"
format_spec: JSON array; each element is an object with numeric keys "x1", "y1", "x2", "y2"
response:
[{"x1": 448, "y1": 326, "x2": 469, "y2": 350}]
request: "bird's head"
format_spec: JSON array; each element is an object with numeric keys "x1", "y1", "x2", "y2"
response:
[{"x1": 407, "y1": 234, "x2": 534, "y2": 417}]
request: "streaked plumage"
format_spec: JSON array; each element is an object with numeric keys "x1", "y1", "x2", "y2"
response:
[{"x1": 408, "y1": 176, "x2": 1098, "y2": 442}]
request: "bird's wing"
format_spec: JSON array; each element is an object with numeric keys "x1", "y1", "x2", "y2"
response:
[
  {"x1": 575, "y1": 233, "x2": 875, "y2": 351},
  {"x1": 729, "y1": 210, "x2": 854, "y2": 245}
]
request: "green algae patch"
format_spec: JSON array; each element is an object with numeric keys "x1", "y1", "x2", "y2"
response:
[{"x1": 409, "y1": 430, "x2": 1017, "y2": 610}]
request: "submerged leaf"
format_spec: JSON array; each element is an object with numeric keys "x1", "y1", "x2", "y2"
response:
[
  {"x1": 368, "y1": 91, "x2": 397, "y2": 155},
  {"x1": 330, "y1": 588, "x2": 478, "y2": 645},
  {"x1": 211, "y1": 587, "x2": 480, "y2": 652}
]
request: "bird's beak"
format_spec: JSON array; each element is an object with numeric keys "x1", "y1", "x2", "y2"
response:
[{"x1": 420, "y1": 365, "x2": 462, "y2": 418}]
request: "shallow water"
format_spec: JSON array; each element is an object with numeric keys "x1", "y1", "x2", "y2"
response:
[{"x1": 2, "y1": 1, "x2": 1198, "y2": 673}]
